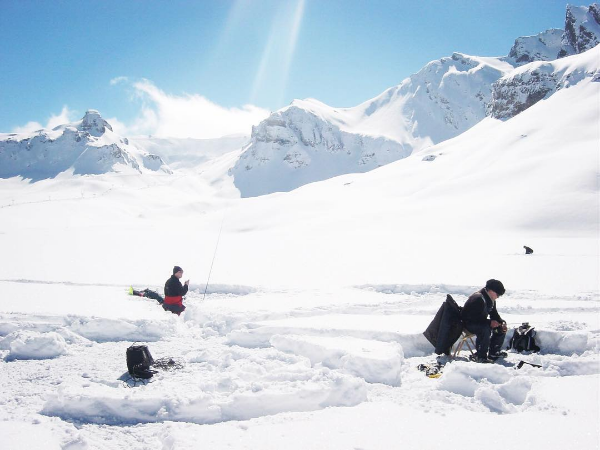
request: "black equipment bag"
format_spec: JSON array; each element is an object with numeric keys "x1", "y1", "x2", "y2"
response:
[
  {"x1": 126, "y1": 344, "x2": 156, "y2": 379},
  {"x1": 508, "y1": 323, "x2": 540, "y2": 353},
  {"x1": 423, "y1": 294, "x2": 464, "y2": 355}
]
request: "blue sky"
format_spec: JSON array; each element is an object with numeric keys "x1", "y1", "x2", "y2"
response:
[{"x1": 0, "y1": 0, "x2": 572, "y2": 137}]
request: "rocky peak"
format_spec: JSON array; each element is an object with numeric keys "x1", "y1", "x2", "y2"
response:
[
  {"x1": 558, "y1": 3, "x2": 600, "y2": 57},
  {"x1": 79, "y1": 110, "x2": 113, "y2": 137},
  {"x1": 508, "y1": 4, "x2": 600, "y2": 66},
  {"x1": 508, "y1": 29, "x2": 564, "y2": 65}
]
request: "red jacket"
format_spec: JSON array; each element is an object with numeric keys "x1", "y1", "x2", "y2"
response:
[{"x1": 164, "y1": 295, "x2": 183, "y2": 306}]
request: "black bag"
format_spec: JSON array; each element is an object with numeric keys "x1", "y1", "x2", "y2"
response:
[
  {"x1": 126, "y1": 344, "x2": 156, "y2": 379},
  {"x1": 508, "y1": 323, "x2": 540, "y2": 353},
  {"x1": 423, "y1": 294, "x2": 464, "y2": 355}
]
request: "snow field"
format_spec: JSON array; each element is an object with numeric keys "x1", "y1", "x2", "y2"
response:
[{"x1": 1, "y1": 283, "x2": 598, "y2": 449}]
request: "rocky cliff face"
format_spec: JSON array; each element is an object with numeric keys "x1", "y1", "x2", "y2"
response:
[
  {"x1": 0, "y1": 110, "x2": 171, "y2": 181},
  {"x1": 508, "y1": 4, "x2": 600, "y2": 67},
  {"x1": 508, "y1": 29, "x2": 565, "y2": 66},
  {"x1": 488, "y1": 45, "x2": 599, "y2": 120},
  {"x1": 559, "y1": 3, "x2": 600, "y2": 57}
]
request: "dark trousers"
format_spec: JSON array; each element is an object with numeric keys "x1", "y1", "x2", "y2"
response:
[
  {"x1": 163, "y1": 303, "x2": 185, "y2": 316},
  {"x1": 465, "y1": 322, "x2": 506, "y2": 358}
]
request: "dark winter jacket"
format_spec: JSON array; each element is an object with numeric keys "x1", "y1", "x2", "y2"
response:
[
  {"x1": 164, "y1": 275, "x2": 188, "y2": 307},
  {"x1": 423, "y1": 294, "x2": 464, "y2": 355},
  {"x1": 461, "y1": 288, "x2": 503, "y2": 326}
]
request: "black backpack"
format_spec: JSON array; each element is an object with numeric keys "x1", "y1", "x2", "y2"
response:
[
  {"x1": 126, "y1": 344, "x2": 156, "y2": 379},
  {"x1": 508, "y1": 323, "x2": 540, "y2": 353}
]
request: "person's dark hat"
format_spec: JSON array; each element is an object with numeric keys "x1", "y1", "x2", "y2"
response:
[
  {"x1": 486, "y1": 279, "x2": 505, "y2": 296},
  {"x1": 173, "y1": 266, "x2": 183, "y2": 275}
]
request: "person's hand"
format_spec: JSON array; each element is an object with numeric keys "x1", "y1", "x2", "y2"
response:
[
  {"x1": 491, "y1": 320, "x2": 501, "y2": 328},
  {"x1": 185, "y1": 280, "x2": 190, "y2": 286}
]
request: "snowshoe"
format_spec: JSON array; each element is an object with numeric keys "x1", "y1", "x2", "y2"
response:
[{"x1": 417, "y1": 363, "x2": 443, "y2": 378}]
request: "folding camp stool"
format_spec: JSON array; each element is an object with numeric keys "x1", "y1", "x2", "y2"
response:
[{"x1": 453, "y1": 330, "x2": 476, "y2": 358}]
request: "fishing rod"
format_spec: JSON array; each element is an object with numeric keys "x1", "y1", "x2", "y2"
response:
[{"x1": 202, "y1": 215, "x2": 225, "y2": 301}]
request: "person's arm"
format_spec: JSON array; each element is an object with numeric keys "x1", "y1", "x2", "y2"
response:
[
  {"x1": 464, "y1": 296, "x2": 488, "y2": 324},
  {"x1": 490, "y1": 304, "x2": 503, "y2": 323}
]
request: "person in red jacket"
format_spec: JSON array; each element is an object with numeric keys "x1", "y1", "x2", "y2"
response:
[{"x1": 163, "y1": 266, "x2": 189, "y2": 315}]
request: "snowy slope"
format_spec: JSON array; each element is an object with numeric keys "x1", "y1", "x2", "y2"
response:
[{"x1": 0, "y1": 110, "x2": 171, "y2": 181}]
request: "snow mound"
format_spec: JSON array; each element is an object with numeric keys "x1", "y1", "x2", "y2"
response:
[
  {"x1": 227, "y1": 314, "x2": 433, "y2": 357},
  {"x1": 0, "y1": 110, "x2": 171, "y2": 181},
  {"x1": 1, "y1": 330, "x2": 67, "y2": 360},
  {"x1": 270, "y1": 334, "x2": 403, "y2": 385},
  {"x1": 188, "y1": 283, "x2": 259, "y2": 296},
  {"x1": 42, "y1": 346, "x2": 366, "y2": 425},
  {"x1": 438, "y1": 361, "x2": 534, "y2": 413},
  {"x1": 67, "y1": 317, "x2": 176, "y2": 342},
  {"x1": 533, "y1": 329, "x2": 592, "y2": 355},
  {"x1": 355, "y1": 283, "x2": 479, "y2": 297}
]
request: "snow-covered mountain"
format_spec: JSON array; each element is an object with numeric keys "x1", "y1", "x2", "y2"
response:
[
  {"x1": 559, "y1": 3, "x2": 600, "y2": 56},
  {"x1": 232, "y1": 3, "x2": 600, "y2": 197},
  {"x1": 489, "y1": 45, "x2": 600, "y2": 119},
  {"x1": 232, "y1": 54, "x2": 513, "y2": 197},
  {"x1": 507, "y1": 29, "x2": 565, "y2": 66},
  {"x1": 230, "y1": 101, "x2": 411, "y2": 197},
  {"x1": 0, "y1": 110, "x2": 171, "y2": 181},
  {"x1": 508, "y1": 4, "x2": 600, "y2": 65}
]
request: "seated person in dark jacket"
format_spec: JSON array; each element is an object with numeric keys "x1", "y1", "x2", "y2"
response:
[
  {"x1": 163, "y1": 265, "x2": 189, "y2": 315},
  {"x1": 462, "y1": 279, "x2": 507, "y2": 363}
]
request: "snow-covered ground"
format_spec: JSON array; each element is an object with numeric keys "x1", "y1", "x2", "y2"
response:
[{"x1": 1, "y1": 64, "x2": 599, "y2": 448}]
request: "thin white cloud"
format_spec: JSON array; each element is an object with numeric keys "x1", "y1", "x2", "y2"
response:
[
  {"x1": 119, "y1": 79, "x2": 270, "y2": 139},
  {"x1": 110, "y1": 76, "x2": 129, "y2": 86},
  {"x1": 12, "y1": 106, "x2": 74, "y2": 134}
]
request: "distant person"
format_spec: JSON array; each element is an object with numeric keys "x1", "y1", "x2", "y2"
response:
[
  {"x1": 462, "y1": 279, "x2": 508, "y2": 363},
  {"x1": 524, "y1": 246, "x2": 534, "y2": 254},
  {"x1": 163, "y1": 266, "x2": 189, "y2": 315}
]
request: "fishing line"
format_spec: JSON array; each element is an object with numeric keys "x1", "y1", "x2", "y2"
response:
[{"x1": 202, "y1": 214, "x2": 225, "y2": 301}]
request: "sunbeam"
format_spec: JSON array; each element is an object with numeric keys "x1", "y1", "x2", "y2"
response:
[
  {"x1": 250, "y1": 0, "x2": 306, "y2": 108},
  {"x1": 277, "y1": 0, "x2": 305, "y2": 106}
]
